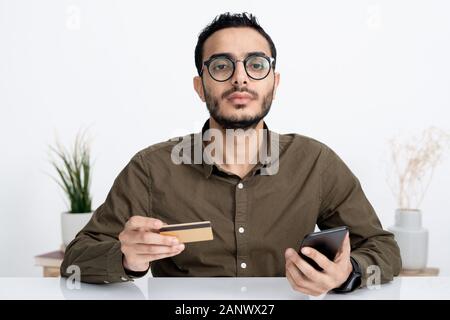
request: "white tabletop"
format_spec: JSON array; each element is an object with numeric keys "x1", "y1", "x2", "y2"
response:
[{"x1": 0, "y1": 276, "x2": 449, "y2": 300}]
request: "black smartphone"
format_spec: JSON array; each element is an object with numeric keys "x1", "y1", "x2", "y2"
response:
[{"x1": 298, "y1": 226, "x2": 349, "y2": 271}]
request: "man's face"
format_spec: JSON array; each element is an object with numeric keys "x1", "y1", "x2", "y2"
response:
[{"x1": 194, "y1": 27, "x2": 280, "y2": 129}]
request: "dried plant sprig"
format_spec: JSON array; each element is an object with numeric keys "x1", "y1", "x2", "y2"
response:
[
  {"x1": 387, "y1": 127, "x2": 450, "y2": 210},
  {"x1": 49, "y1": 130, "x2": 93, "y2": 213}
]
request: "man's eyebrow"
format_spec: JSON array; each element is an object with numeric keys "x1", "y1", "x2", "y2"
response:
[
  {"x1": 206, "y1": 51, "x2": 270, "y2": 61},
  {"x1": 206, "y1": 52, "x2": 234, "y2": 61},
  {"x1": 246, "y1": 51, "x2": 269, "y2": 58}
]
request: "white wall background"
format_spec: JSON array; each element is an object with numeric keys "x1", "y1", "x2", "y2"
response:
[{"x1": 1, "y1": 0, "x2": 449, "y2": 277}]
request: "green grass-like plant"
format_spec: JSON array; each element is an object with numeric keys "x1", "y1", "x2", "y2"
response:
[{"x1": 50, "y1": 131, "x2": 92, "y2": 213}]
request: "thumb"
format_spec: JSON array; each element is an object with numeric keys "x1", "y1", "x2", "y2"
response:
[{"x1": 336, "y1": 231, "x2": 351, "y2": 260}]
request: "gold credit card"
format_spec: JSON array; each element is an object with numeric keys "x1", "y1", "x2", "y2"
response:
[{"x1": 159, "y1": 221, "x2": 213, "y2": 243}]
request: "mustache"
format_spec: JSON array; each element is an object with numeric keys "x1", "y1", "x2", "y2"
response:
[{"x1": 221, "y1": 87, "x2": 259, "y2": 100}]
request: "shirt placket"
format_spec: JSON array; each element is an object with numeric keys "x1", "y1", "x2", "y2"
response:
[{"x1": 235, "y1": 179, "x2": 249, "y2": 276}]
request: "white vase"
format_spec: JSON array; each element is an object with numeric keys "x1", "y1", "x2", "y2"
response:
[
  {"x1": 388, "y1": 209, "x2": 428, "y2": 270},
  {"x1": 61, "y1": 212, "x2": 93, "y2": 247}
]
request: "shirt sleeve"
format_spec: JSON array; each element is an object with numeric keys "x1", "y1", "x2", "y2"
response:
[
  {"x1": 317, "y1": 146, "x2": 402, "y2": 288},
  {"x1": 60, "y1": 152, "x2": 151, "y2": 284}
]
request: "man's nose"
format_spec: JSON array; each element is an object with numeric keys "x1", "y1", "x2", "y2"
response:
[{"x1": 230, "y1": 61, "x2": 248, "y2": 86}]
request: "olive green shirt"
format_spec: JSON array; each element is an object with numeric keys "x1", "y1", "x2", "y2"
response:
[{"x1": 61, "y1": 120, "x2": 401, "y2": 286}]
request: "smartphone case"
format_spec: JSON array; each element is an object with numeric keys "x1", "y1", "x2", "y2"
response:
[{"x1": 298, "y1": 226, "x2": 348, "y2": 271}]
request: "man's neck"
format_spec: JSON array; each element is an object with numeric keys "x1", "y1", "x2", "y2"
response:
[{"x1": 208, "y1": 117, "x2": 265, "y2": 179}]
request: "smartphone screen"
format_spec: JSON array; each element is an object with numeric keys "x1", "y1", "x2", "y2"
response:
[{"x1": 298, "y1": 226, "x2": 348, "y2": 271}]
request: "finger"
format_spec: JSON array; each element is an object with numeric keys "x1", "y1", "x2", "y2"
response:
[
  {"x1": 293, "y1": 254, "x2": 334, "y2": 291},
  {"x1": 286, "y1": 248, "x2": 329, "y2": 288},
  {"x1": 342, "y1": 232, "x2": 351, "y2": 256},
  {"x1": 122, "y1": 242, "x2": 182, "y2": 257},
  {"x1": 132, "y1": 243, "x2": 185, "y2": 255},
  {"x1": 125, "y1": 253, "x2": 153, "y2": 266},
  {"x1": 297, "y1": 258, "x2": 329, "y2": 288},
  {"x1": 285, "y1": 249, "x2": 309, "y2": 286},
  {"x1": 138, "y1": 231, "x2": 180, "y2": 246},
  {"x1": 287, "y1": 248, "x2": 322, "y2": 281},
  {"x1": 125, "y1": 216, "x2": 164, "y2": 231},
  {"x1": 286, "y1": 268, "x2": 322, "y2": 296},
  {"x1": 300, "y1": 246, "x2": 333, "y2": 271},
  {"x1": 122, "y1": 230, "x2": 179, "y2": 246},
  {"x1": 335, "y1": 232, "x2": 351, "y2": 261},
  {"x1": 127, "y1": 244, "x2": 185, "y2": 263},
  {"x1": 286, "y1": 267, "x2": 305, "y2": 292},
  {"x1": 285, "y1": 259, "x2": 308, "y2": 286},
  {"x1": 148, "y1": 250, "x2": 185, "y2": 262},
  {"x1": 286, "y1": 266, "x2": 328, "y2": 296}
]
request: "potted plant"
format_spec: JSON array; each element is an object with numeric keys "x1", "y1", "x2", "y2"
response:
[
  {"x1": 49, "y1": 131, "x2": 94, "y2": 248},
  {"x1": 387, "y1": 127, "x2": 450, "y2": 270}
]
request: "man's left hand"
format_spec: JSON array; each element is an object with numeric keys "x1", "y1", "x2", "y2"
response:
[{"x1": 285, "y1": 232, "x2": 352, "y2": 296}]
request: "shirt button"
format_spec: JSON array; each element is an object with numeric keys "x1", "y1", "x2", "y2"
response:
[
  {"x1": 238, "y1": 227, "x2": 245, "y2": 234},
  {"x1": 237, "y1": 183, "x2": 244, "y2": 189},
  {"x1": 241, "y1": 262, "x2": 247, "y2": 269},
  {"x1": 120, "y1": 276, "x2": 128, "y2": 281}
]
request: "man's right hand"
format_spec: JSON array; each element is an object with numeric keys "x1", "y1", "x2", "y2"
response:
[{"x1": 119, "y1": 216, "x2": 185, "y2": 272}]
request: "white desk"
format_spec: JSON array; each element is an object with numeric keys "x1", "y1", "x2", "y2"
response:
[{"x1": 0, "y1": 277, "x2": 449, "y2": 300}]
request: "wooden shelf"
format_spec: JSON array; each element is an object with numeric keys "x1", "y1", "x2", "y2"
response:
[
  {"x1": 35, "y1": 248, "x2": 439, "y2": 278},
  {"x1": 34, "y1": 250, "x2": 64, "y2": 277},
  {"x1": 399, "y1": 267, "x2": 440, "y2": 277}
]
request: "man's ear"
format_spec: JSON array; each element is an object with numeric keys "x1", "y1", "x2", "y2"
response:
[
  {"x1": 193, "y1": 76, "x2": 206, "y2": 102},
  {"x1": 272, "y1": 72, "x2": 280, "y2": 100}
]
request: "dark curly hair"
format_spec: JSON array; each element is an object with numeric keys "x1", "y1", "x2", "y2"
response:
[{"x1": 194, "y1": 12, "x2": 277, "y2": 75}]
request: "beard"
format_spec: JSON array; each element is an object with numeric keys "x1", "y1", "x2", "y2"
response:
[{"x1": 203, "y1": 82, "x2": 274, "y2": 130}]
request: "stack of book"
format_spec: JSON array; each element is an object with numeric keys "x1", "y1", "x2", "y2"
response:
[{"x1": 34, "y1": 244, "x2": 66, "y2": 277}]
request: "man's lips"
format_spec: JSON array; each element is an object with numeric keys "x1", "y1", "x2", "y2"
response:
[{"x1": 226, "y1": 92, "x2": 254, "y2": 104}]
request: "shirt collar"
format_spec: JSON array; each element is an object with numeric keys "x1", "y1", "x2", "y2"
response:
[{"x1": 198, "y1": 119, "x2": 277, "y2": 179}]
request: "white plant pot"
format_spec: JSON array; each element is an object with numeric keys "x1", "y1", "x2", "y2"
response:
[
  {"x1": 61, "y1": 212, "x2": 93, "y2": 247},
  {"x1": 388, "y1": 209, "x2": 428, "y2": 270}
]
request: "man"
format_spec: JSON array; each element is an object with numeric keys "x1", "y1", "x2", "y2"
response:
[{"x1": 61, "y1": 12, "x2": 401, "y2": 296}]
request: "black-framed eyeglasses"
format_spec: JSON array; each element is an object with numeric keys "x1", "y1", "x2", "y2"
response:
[{"x1": 201, "y1": 54, "x2": 275, "y2": 82}]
